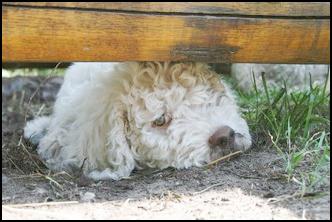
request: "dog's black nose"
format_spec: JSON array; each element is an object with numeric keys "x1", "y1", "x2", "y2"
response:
[{"x1": 208, "y1": 126, "x2": 235, "y2": 147}]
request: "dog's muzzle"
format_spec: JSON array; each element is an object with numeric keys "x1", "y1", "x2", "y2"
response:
[{"x1": 208, "y1": 126, "x2": 236, "y2": 159}]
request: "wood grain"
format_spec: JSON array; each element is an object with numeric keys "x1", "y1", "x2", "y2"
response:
[
  {"x1": 2, "y1": 6, "x2": 330, "y2": 63},
  {"x1": 3, "y1": 2, "x2": 330, "y2": 17}
]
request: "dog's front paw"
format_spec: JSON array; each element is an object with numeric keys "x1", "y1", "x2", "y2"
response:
[
  {"x1": 37, "y1": 139, "x2": 62, "y2": 161},
  {"x1": 88, "y1": 168, "x2": 124, "y2": 181}
]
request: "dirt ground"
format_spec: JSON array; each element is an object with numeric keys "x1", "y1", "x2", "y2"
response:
[{"x1": 2, "y1": 76, "x2": 330, "y2": 220}]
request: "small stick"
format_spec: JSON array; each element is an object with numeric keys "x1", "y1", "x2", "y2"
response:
[
  {"x1": 3, "y1": 201, "x2": 79, "y2": 208},
  {"x1": 24, "y1": 62, "x2": 62, "y2": 123},
  {"x1": 18, "y1": 136, "x2": 44, "y2": 172},
  {"x1": 7, "y1": 158, "x2": 25, "y2": 175},
  {"x1": 193, "y1": 182, "x2": 224, "y2": 195},
  {"x1": 204, "y1": 150, "x2": 243, "y2": 167}
]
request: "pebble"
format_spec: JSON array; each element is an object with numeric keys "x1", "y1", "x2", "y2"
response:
[
  {"x1": 2, "y1": 175, "x2": 9, "y2": 184},
  {"x1": 80, "y1": 191, "x2": 96, "y2": 202},
  {"x1": 34, "y1": 187, "x2": 48, "y2": 196},
  {"x1": 263, "y1": 192, "x2": 275, "y2": 198},
  {"x1": 77, "y1": 175, "x2": 94, "y2": 187}
]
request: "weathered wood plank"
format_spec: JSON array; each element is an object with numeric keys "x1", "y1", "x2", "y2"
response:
[
  {"x1": 3, "y1": 2, "x2": 330, "y2": 17},
  {"x1": 2, "y1": 6, "x2": 330, "y2": 63}
]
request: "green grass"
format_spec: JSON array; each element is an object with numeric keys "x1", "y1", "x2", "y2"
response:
[
  {"x1": 233, "y1": 71, "x2": 330, "y2": 194},
  {"x1": 2, "y1": 68, "x2": 65, "y2": 77}
]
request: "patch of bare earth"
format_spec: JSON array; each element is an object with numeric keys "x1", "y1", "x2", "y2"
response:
[{"x1": 2, "y1": 77, "x2": 330, "y2": 220}]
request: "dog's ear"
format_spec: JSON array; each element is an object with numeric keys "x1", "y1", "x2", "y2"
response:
[
  {"x1": 88, "y1": 103, "x2": 135, "y2": 181},
  {"x1": 107, "y1": 104, "x2": 135, "y2": 175}
]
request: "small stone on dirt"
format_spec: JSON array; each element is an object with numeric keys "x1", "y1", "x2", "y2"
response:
[
  {"x1": 77, "y1": 175, "x2": 94, "y2": 187},
  {"x1": 2, "y1": 175, "x2": 9, "y2": 184},
  {"x1": 45, "y1": 197, "x2": 54, "y2": 202},
  {"x1": 80, "y1": 192, "x2": 96, "y2": 202},
  {"x1": 263, "y1": 192, "x2": 275, "y2": 198},
  {"x1": 33, "y1": 187, "x2": 48, "y2": 196}
]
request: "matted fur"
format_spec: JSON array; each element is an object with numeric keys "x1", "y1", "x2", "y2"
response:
[{"x1": 24, "y1": 62, "x2": 251, "y2": 180}]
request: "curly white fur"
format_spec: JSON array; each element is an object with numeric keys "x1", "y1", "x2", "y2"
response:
[{"x1": 24, "y1": 62, "x2": 251, "y2": 181}]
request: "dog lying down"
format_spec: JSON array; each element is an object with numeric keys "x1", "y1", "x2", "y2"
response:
[{"x1": 24, "y1": 62, "x2": 252, "y2": 181}]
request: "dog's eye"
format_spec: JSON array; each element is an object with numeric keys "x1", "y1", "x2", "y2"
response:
[
  {"x1": 152, "y1": 114, "x2": 171, "y2": 127},
  {"x1": 153, "y1": 114, "x2": 166, "y2": 127}
]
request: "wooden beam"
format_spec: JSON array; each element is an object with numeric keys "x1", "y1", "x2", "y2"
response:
[{"x1": 2, "y1": 4, "x2": 330, "y2": 63}]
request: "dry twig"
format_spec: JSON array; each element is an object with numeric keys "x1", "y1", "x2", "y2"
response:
[{"x1": 204, "y1": 151, "x2": 243, "y2": 168}]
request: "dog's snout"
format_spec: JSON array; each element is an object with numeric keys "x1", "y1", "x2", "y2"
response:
[{"x1": 208, "y1": 126, "x2": 235, "y2": 147}]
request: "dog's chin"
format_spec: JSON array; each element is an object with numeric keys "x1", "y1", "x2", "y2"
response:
[
  {"x1": 209, "y1": 148, "x2": 232, "y2": 162},
  {"x1": 208, "y1": 132, "x2": 250, "y2": 162},
  {"x1": 209, "y1": 140, "x2": 236, "y2": 162}
]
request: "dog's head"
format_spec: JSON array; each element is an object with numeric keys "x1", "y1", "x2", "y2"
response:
[{"x1": 114, "y1": 62, "x2": 251, "y2": 169}]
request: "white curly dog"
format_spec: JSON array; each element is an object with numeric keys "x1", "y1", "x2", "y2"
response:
[{"x1": 24, "y1": 62, "x2": 252, "y2": 181}]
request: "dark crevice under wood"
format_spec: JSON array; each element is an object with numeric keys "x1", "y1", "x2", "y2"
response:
[{"x1": 2, "y1": 3, "x2": 330, "y2": 19}]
